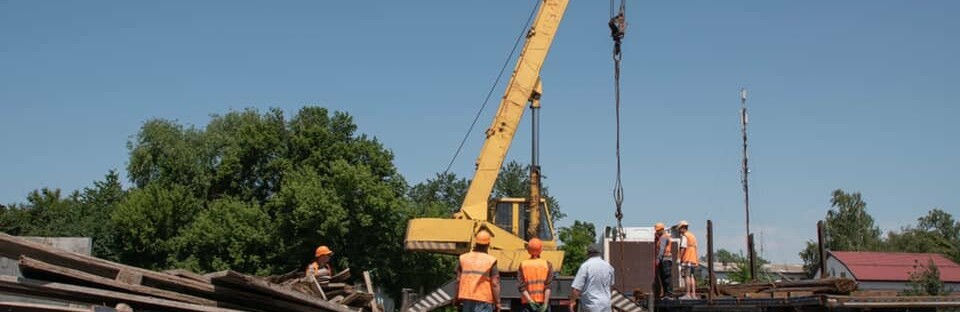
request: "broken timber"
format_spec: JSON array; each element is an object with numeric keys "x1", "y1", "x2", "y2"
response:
[
  {"x1": 17, "y1": 256, "x2": 222, "y2": 307},
  {"x1": 207, "y1": 270, "x2": 356, "y2": 312},
  {"x1": 0, "y1": 275, "x2": 243, "y2": 312},
  {"x1": 0, "y1": 233, "x2": 355, "y2": 312}
]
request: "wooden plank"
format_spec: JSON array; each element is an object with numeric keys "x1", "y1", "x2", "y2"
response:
[
  {"x1": 322, "y1": 282, "x2": 348, "y2": 289},
  {"x1": 363, "y1": 271, "x2": 380, "y2": 312},
  {"x1": 324, "y1": 288, "x2": 348, "y2": 297},
  {"x1": 165, "y1": 269, "x2": 212, "y2": 283},
  {"x1": 207, "y1": 270, "x2": 354, "y2": 312},
  {"x1": 0, "y1": 301, "x2": 93, "y2": 312},
  {"x1": 789, "y1": 291, "x2": 814, "y2": 297},
  {"x1": 331, "y1": 269, "x2": 351, "y2": 283},
  {"x1": 342, "y1": 293, "x2": 374, "y2": 307},
  {"x1": 18, "y1": 256, "x2": 221, "y2": 307},
  {"x1": 115, "y1": 269, "x2": 143, "y2": 285},
  {"x1": 0, "y1": 275, "x2": 243, "y2": 312},
  {"x1": 1, "y1": 233, "x2": 319, "y2": 311},
  {"x1": 340, "y1": 292, "x2": 364, "y2": 305},
  {"x1": 0, "y1": 233, "x2": 211, "y2": 294}
]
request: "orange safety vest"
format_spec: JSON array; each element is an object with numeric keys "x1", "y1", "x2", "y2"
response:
[
  {"x1": 681, "y1": 232, "x2": 698, "y2": 265},
  {"x1": 458, "y1": 252, "x2": 497, "y2": 303},
  {"x1": 306, "y1": 261, "x2": 334, "y2": 278},
  {"x1": 656, "y1": 233, "x2": 673, "y2": 258},
  {"x1": 519, "y1": 258, "x2": 550, "y2": 304}
]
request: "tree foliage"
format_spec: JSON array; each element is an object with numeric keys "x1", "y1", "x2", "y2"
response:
[
  {"x1": 800, "y1": 189, "x2": 883, "y2": 275},
  {"x1": 0, "y1": 171, "x2": 126, "y2": 260},
  {"x1": 706, "y1": 249, "x2": 771, "y2": 284},
  {"x1": 903, "y1": 259, "x2": 948, "y2": 296},
  {"x1": 824, "y1": 190, "x2": 883, "y2": 251},
  {"x1": 112, "y1": 107, "x2": 415, "y2": 297},
  {"x1": 493, "y1": 161, "x2": 566, "y2": 225},
  {"x1": 558, "y1": 220, "x2": 597, "y2": 275},
  {"x1": 1, "y1": 105, "x2": 576, "y2": 301},
  {"x1": 799, "y1": 189, "x2": 959, "y2": 277},
  {"x1": 886, "y1": 209, "x2": 960, "y2": 263}
]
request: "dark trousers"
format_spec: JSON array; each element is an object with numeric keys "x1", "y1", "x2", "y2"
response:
[
  {"x1": 461, "y1": 300, "x2": 494, "y2": 312},
  {"x1": 657, "y1": 259, "x2": 673, "y2": 297},
  {"x1": 521, "y1": 302, "x2": 551, "y2": 312}
]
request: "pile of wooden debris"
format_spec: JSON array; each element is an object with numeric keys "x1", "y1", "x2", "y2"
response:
[
  {"x1": 719, "y1": 277, "x2": 858, "y2": 298},
  {"x1": 0, "y1": 233, "x2": 379, "y2": 312}
]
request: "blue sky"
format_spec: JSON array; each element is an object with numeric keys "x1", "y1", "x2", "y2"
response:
[{"x1": 1, "y1": 1, "x2": 957, "y2": 263}]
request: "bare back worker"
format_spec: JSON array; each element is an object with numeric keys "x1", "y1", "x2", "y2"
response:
[
  {"x1": 305, "y1": 245, "x2": 334, "y2": 280},
  {"x1": 519, "y1": 238, "x2": 553, "y2": 312},
  {"x1": 456, "y1": 230, "x2": 501, "y2": 312},
  {"x1": 569, "y1": 244, "x2": 614, "y2": 312},
  {"x1": 677, "y1": 221, "x2": 698, "y2": 299},
  {"x1": 654, "y1": 222, "x2": 673, "y2": 298}
]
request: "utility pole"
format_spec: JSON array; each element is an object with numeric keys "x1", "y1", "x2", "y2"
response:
[{"x1": 740, "y1": 87, "x2": 755, "y2": 281}]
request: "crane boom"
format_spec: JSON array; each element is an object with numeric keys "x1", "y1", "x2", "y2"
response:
[
  {"x1": 459, "y1": 0, "x2": 569, "y2": 221},
  {"x1": 405, "y1": 0, "x2": 568, "y2": 275}
]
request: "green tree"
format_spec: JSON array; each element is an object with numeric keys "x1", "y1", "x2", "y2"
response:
[
  {"x1": 713, "y1": 249, "x2": 741, "y2": 265},
  {"x1": 116, "y1": 107, "x2": 415, "y2": 299},
  {"x1": 558, "y1": 220, "x2": 597, "y2": 275},
  {"x1": 74, "y1": 170, "x2": 126, "y2": 261},
  {"x1": 493, "y1": 161, "x2": 566, "y2": 224},
  {"x1": 1, "y1": 171, "x2": 127, "y2": 260},
  {"x1": 903, "y1": 259, "x2": 948, "y2": 296},
  {"x1": 2, "y1": 188, "x2": 83, "y2": 237},
  {"x1": 886, "y1": 209, "x2": 960, "y2": 263},
  {"x1": 704, "y1": 249, "x2": 770, "y2": 284},
  {"x1": 800, "y1": 189, "x2": 882, "y2": 275},
  {"x1": 172, "y1": 197, "x2": 277, "y2": 275},
  {"x1": 402, "y1": 172, "x2": 467, "y2": 294},
  {"x1": 799, "y1": 241, "x2": 820, "y2": 277},
  {"x1": 112, "y1": 183, "x2": 203, "y2": 270},
  {"x1": 408, "y1": 172, "x2": 469, "y2": 217}
]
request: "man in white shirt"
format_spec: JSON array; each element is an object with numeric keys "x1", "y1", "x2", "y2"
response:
[{"x1": 569, "y1": 244, "x2": 615, "y2": 312}]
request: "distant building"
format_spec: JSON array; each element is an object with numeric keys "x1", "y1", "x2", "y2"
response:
[
  {"x1": 816, "y1": 251, "x2": 960, "y2": 293},
  {"x1": 699, "y1": 262, "x2": 806, "y2": 284}
]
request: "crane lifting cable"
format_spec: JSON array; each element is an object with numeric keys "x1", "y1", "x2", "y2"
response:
[
  {"x1": 609, "y1": 0, "x2": 627, "y2": 292},
  {"x1": 609, "y1": 0, "x2": 626, "y2": 238}
]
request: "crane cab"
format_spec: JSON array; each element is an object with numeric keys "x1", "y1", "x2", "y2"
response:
[{"x1": 490, "y1": 197, "x2": 557, "y2": 246}]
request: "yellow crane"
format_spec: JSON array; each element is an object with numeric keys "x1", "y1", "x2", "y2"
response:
[
  {"x1": 402, "y1": 2, "x2": 649, "y2": 312},
  {"x1": 404, "y1": 0, "x2": 569, "y2": 274}
]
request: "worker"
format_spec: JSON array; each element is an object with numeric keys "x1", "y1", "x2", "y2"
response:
[
  {"x1": 677, "y1": 221, "x2": 698, "y2": 299},
  {"x1": 654, "y1": 222, "x2": 673, "y2": 298},
  {"x1": 456, "y1": 230, "x2": 501, "y2": 312},
  {"x1": 519, "y1": 238, "x2": 553, "y2": 312},
  {"x1": 569, "y1": 244, "x2": 614, "y2": 312},
  {"x1": 305, "y1": 245, "x2": 334, "y2": 280}
]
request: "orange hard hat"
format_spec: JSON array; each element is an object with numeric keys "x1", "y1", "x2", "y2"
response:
[
  {"x1": 475, "y1": 230, "x2": 492, "y2": 245},
  {"x1": 527, "y1": 238, "x2": 543, "y2": 255},
  {"x1": 655, "y1": 223, "x2": 665, "y2": 231},
  {"x1": 315, "y1": 246, "x2": 333, "y2": 257}
]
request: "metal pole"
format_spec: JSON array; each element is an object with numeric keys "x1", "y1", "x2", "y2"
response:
[
  {"x1": 818, "y1": 220, "x2": 827, "y2": 278},
  {"x1": 707, "y1": 220, "x2": 715, "y2": 303},
  {"x1": 748, "y1": 234, "x2": 756, "y2": 281},
  {"x1": 740, "y1": 88, "x2": 753, "y2": 281}
]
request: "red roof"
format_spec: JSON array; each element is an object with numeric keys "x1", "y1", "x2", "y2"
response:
[{"x1": 830, "y1": 251, "x2": 960, "y2": 282}]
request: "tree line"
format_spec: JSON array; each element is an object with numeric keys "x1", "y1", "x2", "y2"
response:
[
  {"x1": 0, "y1": 107, "x2": 602, "y2": 299},
  {"x1": 799, "y1": 189, "x2": 959, "y2": 277}
]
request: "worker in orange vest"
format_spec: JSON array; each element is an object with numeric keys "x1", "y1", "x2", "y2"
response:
[
  {"x1": 519, "y1": 238, "x2": 553, "y2": 312},
  {"x1": 305, "y1": 245, "x2": 334, "y2": 280},
  {"x1": 676, "y1": 221, "x2": 698, "y2": 299},
  {"x1": 456, "y1": 230, "x2": 501, "y2": 312},
  {"x1": 654, "y1": 222, "x2": 673, "y2": 298}
]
